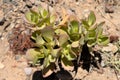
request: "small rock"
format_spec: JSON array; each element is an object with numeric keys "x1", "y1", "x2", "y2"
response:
[
  {"x1": 75, "y1": 0, "x2": 80, "y2": 5},
  {"x1": 0, "y1": 62, "x2": 5, "y2": 69},
  {"x1": 0, "y1": 10, "x2": 4, "y2": 23},
  {"x1": 11, "y1": 1, "x2": 18, "y2": 6},
  {"x1": 105, "y1": 4, "x2": 114, "y2": 13},
  {"x1": 15, "y1": 55, "x2": 22, "y2": 61},
  {"x1": 24, "y1": 67, "x2": 32, "y2": 76},
  {"x1": 82, "y1": 9, "x2": 90, "y2": 18},
  {"x1": 110, "y1": 35, "x2": 119, "y2": 43},
  {"x1": 25, "y1": 0, "x2": 33, "y2": 8},
  {"x1": 101, "y1": 61, "x2": 105, "y2": 67},
  {"x1": 102, "y1": 43, "x2": 118, "y2": 53}
]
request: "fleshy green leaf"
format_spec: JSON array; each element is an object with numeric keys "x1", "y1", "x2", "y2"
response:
[
  {"x1": 41, "y1": 26, "x2": 54, "y2": 42},
  {"x1": 97, "y1": 35, "x2": 109, "y2": 45},
  {"x1": 55, "y1": 29, "x2": 68, "y2": 35},
  {"x1": 44, "y1": 17, "x2": 50, "y2": 25},
  {"x1": 26, "y1": 49, "x2": 44, "y2": 64},
  {"x1": 87, "y1": 30, "x2": 96, "y2": 40},
  {"x1": 69, "y1": 20, "x2": 79, "y2": 34},
  {"x1": 62, "y1": 45, "x2": 76, "y2": 61},
  {"x1": 88, "y1": 11, "x2": 96, "y2": 26},
  {"x1": 36, "y1": 20, "x2": 46, "y2": 28},
  {"x1": 55, "y1": 29, "x2": 69, "y2": 46},
  {"x1": 97, "y1": 22, "x2": 105, "y2": 28},
  {"x1": 96, "y1": 22, "x2": 105, "y2": 37},
  {"x1": 41, "y1": 9, "x2": 48, "y2": 18},
  {"x1": 61, "y1": 57, "x2": 74, "y2": 71},
  {"x1": 49, "y1": 41, "x2": 55, "y2": 47},
  {"x1": 87, "y1": 39, "x2": 96, "y2": 47},
  {"x1": 36, "y1": 35, "x2": 45, "y2": 46},
  {"x1": 48, "y1": 55, "x2": 56, "y2": 62},
  {"x1": 69, "y1": 33, "x2": 80, "y2": 41},
  {"x1": 51, "y1": 48, "x2": 61, "y2": 58},
  {"x1": 43, "y1": 57, "x2": 50, "y2": 68},
  {"x1": 82, "y1": 20, "x2": 90, "y2": 30},
  {"x1": 42, "y1": 46, "x2": 50, "y2": 57},
  {"x1": 42, "y1": 63, "x2": 55, "y2": 77},
  {"x1": 89, "y1": 24, "x2": 97, "y2": 30},
  {"x1": 37, "y1": 17, "x2": 50, "y2": 28},
  {"x1": 25, "y1": 10, "x2": 40, "y2": 24},
  {"x1": 59, "y1": 34, "x2": 69, "y2": 46},
  {"x1": 31, "y1": 30, "x2": 41, "y2": 40},
  {"x1": 97, "y1": 27, "x2": 103, "y2": 38},
  {"x1": 50, "y1": 14, "x2": 56, "y2": 23}
]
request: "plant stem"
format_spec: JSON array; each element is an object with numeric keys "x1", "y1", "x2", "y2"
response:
[{"x1": 77, "y1": 46, "x2": 83, "y2": 65}]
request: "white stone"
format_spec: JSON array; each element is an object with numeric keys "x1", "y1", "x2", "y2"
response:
[
  {"x1": 0, "y1": 62, "x2": 5, "y2": 69},
  {"x1": 24, "y1": 67, "x2": 32, "y2": 76},
  {"x1": 102, "y1": 43, "x2": 118, "y2": 53}
]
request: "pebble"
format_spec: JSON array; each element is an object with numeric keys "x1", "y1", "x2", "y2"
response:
[
  {"x1": 82, "y1": 9, "x2": 90, "y2": 18},
  {"x1": 105, "y1": 4, "x2": 114, "y2": 13},
  {"x1": 11, "y1": 1, "x2": 18, "y2": 6},
  {"x1": 24, "y1": 67, "x2": 32, "y2": 76},
  {"x1": 101, "y1": 61, "x2": 106, "y2": 67},
  {"x1": 15, "y1": 55, "x2": 22, "y2": 61},
  {"x1": 0, "y1": 10, "x2": 4, "y2": 23},
  {"x1": 102, "y1": 43, "x2": 118, "y2": 53},
  {"x1": 25, "y1": 0, "x2": 33, "y2": 8},
  {"x1": 0, "y1": 62, "x2": 5, "y2": 69}
]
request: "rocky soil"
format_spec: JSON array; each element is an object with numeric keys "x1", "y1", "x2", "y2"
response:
[{"x1": 0, "y1": 0, "x2": 120, "y2": 80}]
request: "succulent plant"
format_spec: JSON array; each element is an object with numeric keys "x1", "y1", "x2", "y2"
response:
[
  {"x1": 25, "y1": 7, "x2": 109, "y2": 77},
  {"x1": 25, "y1": 6, "x2": 56, "y2": 30},
  {"x1": 81, "y1": 11, "x2": 109, "y2": 47},
  {"x1": 25, "y1": 7, "x2": 78, "y2": 77}
]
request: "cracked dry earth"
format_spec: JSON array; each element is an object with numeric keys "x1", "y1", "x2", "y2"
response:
[{"x1": 0, "y1": 0, "x2": 120, "y2": 80}]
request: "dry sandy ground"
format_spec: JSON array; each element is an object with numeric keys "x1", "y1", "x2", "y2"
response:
[{"x1": 0, "y1": 0, "x2": 120, "y2": 80}]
